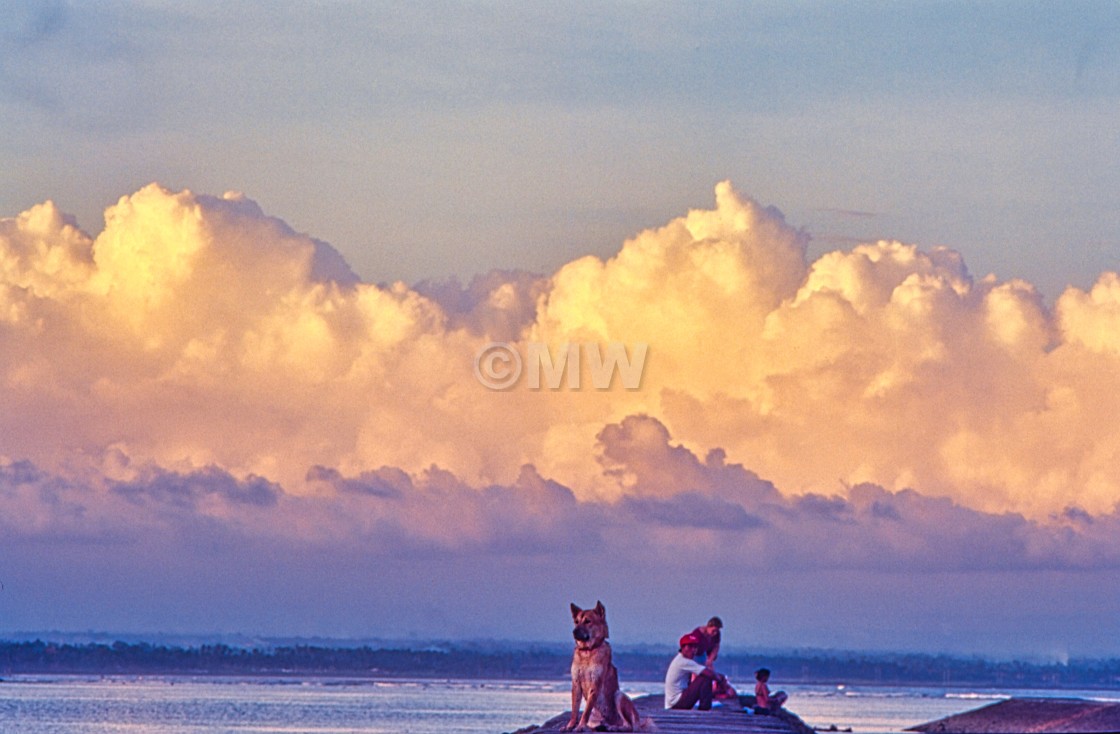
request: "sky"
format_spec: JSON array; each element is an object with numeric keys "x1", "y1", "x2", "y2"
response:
[{"x1": 2, "y1": 1, "x2": 1120, "y2": 661}]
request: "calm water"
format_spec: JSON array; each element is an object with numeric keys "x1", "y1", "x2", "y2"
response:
[{"x1": 1, "y1": 675, "x2": 1119, "y2": 734}]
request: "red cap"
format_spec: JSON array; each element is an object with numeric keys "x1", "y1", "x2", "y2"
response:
[{"x1": 679, "y1": 633, "x2": 701, "y2": 647}]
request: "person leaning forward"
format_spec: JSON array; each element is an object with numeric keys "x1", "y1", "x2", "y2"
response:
[
  {"x1": 688, "y1": 616, "x2": 723, "y2": 668},
  {"x1": 664, "y1": 633, "x2": 729, "y2": 710}
]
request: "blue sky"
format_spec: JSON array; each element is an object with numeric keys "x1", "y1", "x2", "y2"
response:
[
  {"x1": 3, "y1": 1, "x2": 1118, "y2": 298},
  {"x1": 2, "y1": 2, "x2": 1120, "y2": 660}
]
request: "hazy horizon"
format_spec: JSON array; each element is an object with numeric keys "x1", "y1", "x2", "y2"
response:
[{"x1": 0, "y1": 628, "x2": 1107, "y2": 665}]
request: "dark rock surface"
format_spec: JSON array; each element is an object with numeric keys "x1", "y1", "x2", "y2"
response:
[{"x1": 908, "y1": 697, "x2": 1120, "y2": 733}]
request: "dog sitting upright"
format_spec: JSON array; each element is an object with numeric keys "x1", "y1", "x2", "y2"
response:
[{"x1": 564, "y1": 601, "x2": 644, "y2": 732}]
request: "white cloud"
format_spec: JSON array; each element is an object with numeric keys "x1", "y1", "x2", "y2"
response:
[{"x1": 4, "y1": 180, "x2": 1120, "y2": 524}]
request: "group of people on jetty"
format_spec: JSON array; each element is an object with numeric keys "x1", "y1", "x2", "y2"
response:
[{"x1": 664, "y1": 616, "x2": 788, "y2": 714}]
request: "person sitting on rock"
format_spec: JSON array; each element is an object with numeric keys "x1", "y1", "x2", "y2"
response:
[
  {"x1": 664, "y1": 633, "x2": 731, "y2": 710},
  {"x1": 754, "y1": 668, "x2": 788, "y2": 714}
]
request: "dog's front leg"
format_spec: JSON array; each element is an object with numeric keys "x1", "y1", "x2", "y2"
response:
[
  {"x1": 574, "y1": 682, "x2": 600, "y2": 731},
  {"x1": 562, "y1": 680, "x2": 582, "y2": 731}
]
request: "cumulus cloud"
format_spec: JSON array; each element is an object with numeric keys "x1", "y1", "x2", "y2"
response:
[
  {"x1": 6, "y1": 180, "x2": 1120, "y2": 647},
  {"x1": 5, "y1": 417, "x2": 1120, "y2": 583}
]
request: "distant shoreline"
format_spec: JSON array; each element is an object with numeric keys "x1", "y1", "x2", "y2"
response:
[{"x1": 3, "y1": 639, "x2": 1120, "y2": 690}]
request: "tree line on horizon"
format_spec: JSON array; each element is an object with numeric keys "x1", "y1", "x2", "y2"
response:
[{"x1": 2, "y1": 640, "x2": 1120, "y2": 689}]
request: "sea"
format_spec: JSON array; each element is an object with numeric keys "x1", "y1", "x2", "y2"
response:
[{"x1": 1, "y1": 675, "x2": 1119, "y2": 734}]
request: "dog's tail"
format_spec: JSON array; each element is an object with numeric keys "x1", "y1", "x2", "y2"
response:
[{"x1": 617, "y1": 692, "x2": 656, "y2": 732}]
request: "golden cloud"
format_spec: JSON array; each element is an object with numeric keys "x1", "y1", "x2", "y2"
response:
[{"x1": 3, "y1": 181, "x2": 1120, "y2": 517}]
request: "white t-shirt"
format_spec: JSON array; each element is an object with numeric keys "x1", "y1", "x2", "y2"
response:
[{"x1": 664, "y1": 652, "x2": 707, "y2": 708}]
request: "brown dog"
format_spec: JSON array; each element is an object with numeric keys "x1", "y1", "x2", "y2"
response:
[{"x1": 564, "y1": 601, "x2": 644, "y2": 732}]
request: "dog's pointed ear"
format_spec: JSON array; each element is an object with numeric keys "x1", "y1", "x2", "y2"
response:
[
  {"x1": 595, "y1": 600, "x2": 605, "y2": 617},
  {"x1": 571, "y1": 602, "x2": 582, "y2": 619}
]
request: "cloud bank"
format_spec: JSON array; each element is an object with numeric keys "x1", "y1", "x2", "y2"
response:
[{"x1": 3, "y1": 182, "x2": 1120, "y2": 653}]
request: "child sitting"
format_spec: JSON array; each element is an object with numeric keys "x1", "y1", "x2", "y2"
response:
[{"x1": 753, "y1": 668, "x2": 788, "y2": 714}]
